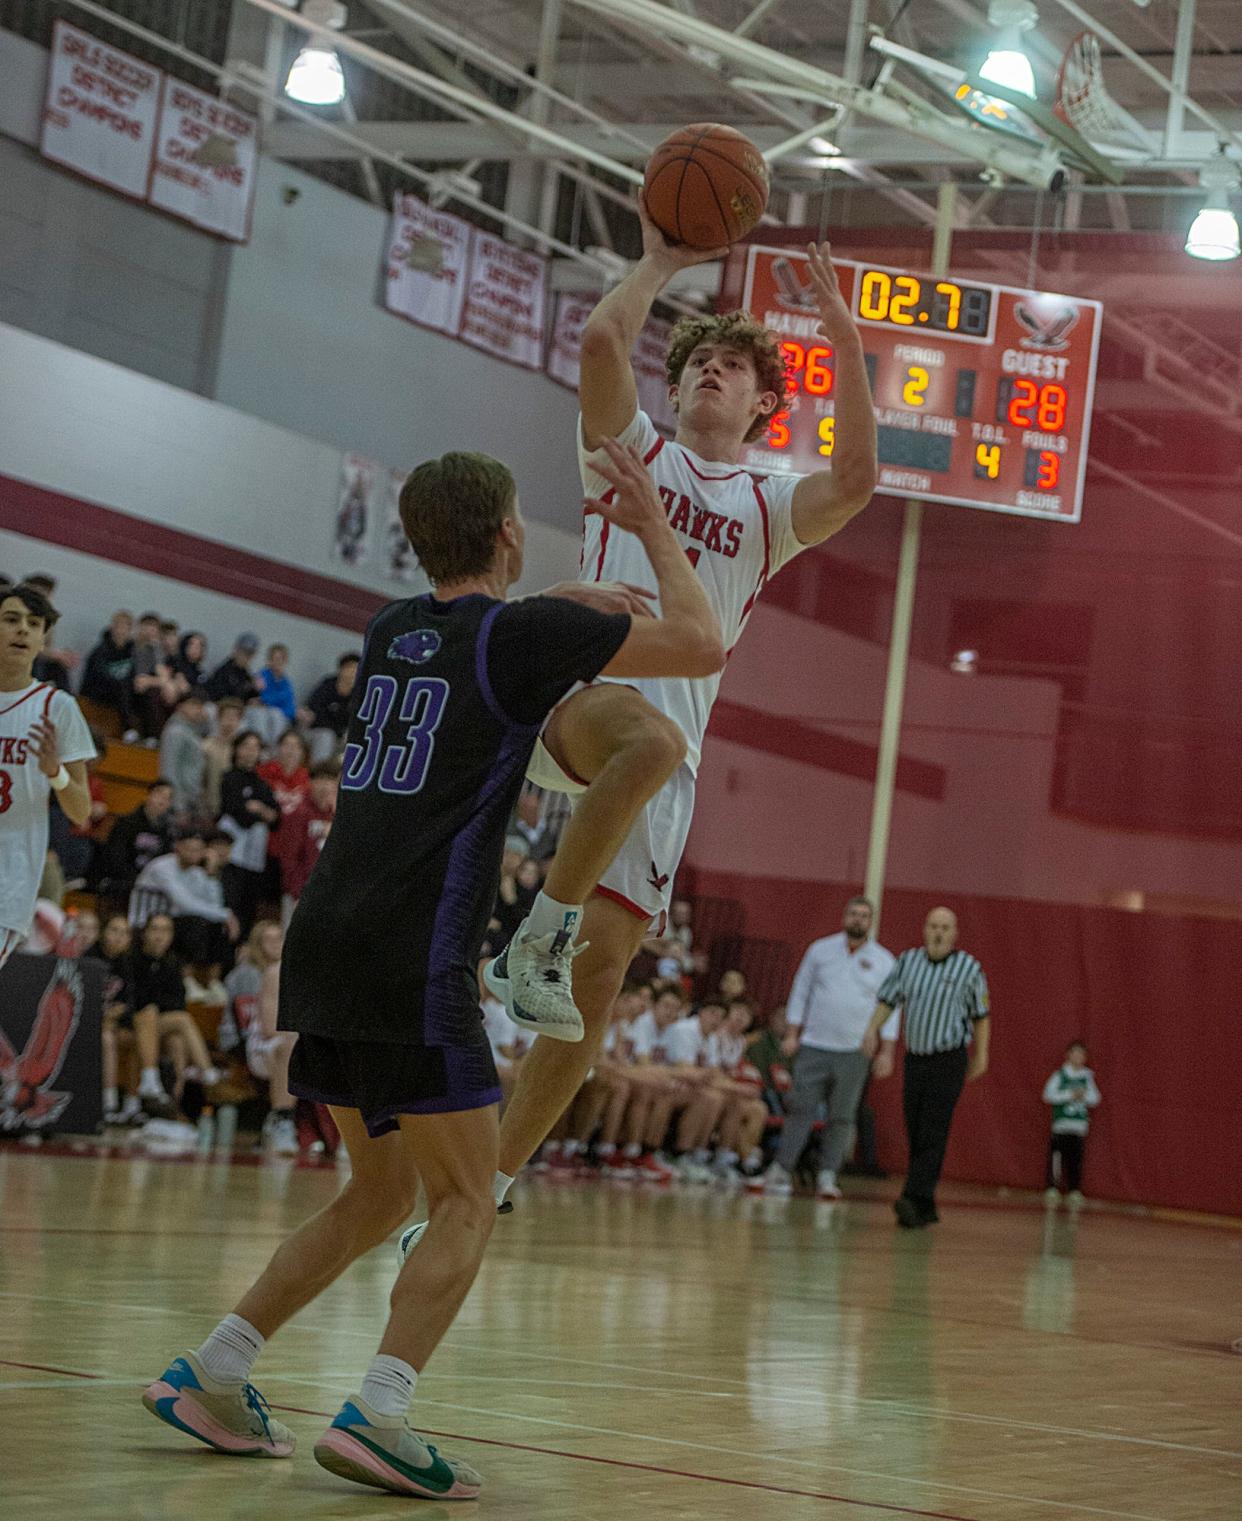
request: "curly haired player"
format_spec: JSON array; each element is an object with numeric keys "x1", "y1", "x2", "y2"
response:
[{"x1": 478, "y1": 205, "x2": 878, "y2": 1215}]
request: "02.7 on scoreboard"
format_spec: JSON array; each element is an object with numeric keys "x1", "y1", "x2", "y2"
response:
[{"x1": 738, "y1": 246, "x2": 1103, "y2": 523}]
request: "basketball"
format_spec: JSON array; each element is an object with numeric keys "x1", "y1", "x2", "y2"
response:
[{"x1": 643, "y1": 123, "x2": 770, "y2": 250}]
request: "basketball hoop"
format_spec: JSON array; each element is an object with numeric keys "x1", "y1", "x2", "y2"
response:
[{"x1": 1055, "y1": 32, "x2": 1148, "y2": 157}]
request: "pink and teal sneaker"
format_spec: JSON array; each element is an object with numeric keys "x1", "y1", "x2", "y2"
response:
[
  {"x1": 314, "y1": 1395, "x2": 482, "y2": 1498},
  {"x1": 142, "y1": 1350, "x2": 295, "y2": 1457}
]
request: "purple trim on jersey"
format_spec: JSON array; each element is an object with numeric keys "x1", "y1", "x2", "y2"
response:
[
  {"x1": 473, "y1": 601, "x2": 509, "y2": 726},
  {"x1": 288, "y1": 1075, "x2": 503, "y2": 1133}
]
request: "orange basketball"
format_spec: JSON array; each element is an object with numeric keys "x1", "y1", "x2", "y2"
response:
[{"x1": 643, "y1": 123, "x2": 770, "y2": 250}]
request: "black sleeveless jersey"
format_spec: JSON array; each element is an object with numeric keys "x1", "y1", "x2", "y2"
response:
[{"x1": 279, "y1": 591, "x2": 629, "y2": 1045}]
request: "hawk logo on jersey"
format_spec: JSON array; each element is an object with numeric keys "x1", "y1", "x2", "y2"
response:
[
  {"x1": 0, "y1": 960, "x2": 83, "y2": 1132},
  {"x1": 388, "y1": 629, "x2": 442, "y2": 666},
  {"x1": 1014, "y1": 298, "x2": 1079, "y2": 351}
]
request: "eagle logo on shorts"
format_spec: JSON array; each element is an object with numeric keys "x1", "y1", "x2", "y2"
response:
[{"x1": 389, "y1": 629, "x2": 442, "y2": 665}]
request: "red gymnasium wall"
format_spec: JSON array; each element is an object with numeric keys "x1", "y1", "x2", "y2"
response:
[{"x1": 688, "y1": 231, "x2": 1242, "y2": 1217}]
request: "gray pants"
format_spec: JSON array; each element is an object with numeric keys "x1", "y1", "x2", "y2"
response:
[{"x1": 776, "y1": 1046, "x2": 872, "y2": 1174}]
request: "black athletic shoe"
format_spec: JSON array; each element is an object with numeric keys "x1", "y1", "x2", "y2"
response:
[{"x1": 894, "y1": 1196, "x2": 926, "y2": 1229}]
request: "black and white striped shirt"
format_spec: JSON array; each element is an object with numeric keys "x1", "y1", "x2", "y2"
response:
[{"x1": 877, "y1": 948, "x2": 990, "y2": 1055}]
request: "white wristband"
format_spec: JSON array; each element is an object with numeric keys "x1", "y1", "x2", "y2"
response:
[{"x1": 49, "y1": 765, "x2": 70, "y2": 792}]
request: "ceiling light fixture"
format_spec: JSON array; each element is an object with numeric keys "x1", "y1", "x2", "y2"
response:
[
  {"x1": 979, "y1": 0, "x2": 1039, "y2": 100},
  {"x1": 1185, "y1": 153, "x2": 1240, "y2": 262},
  {"x1": 285, "y1": 1, "x2": 347, "y2": 106}
]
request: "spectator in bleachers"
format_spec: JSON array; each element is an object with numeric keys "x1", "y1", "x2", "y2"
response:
[
  {"x1": 490, "y1": 840, "x2": 530, "y2": 951},
  {"x1": 255, "y1": 642, "x2": 297, "y2": 727},
  {"x1": 98, "y1": 914, "x2": 142, "y2": 1124},
  {"x1": 218, "y1": 732, "x2": 280, "y2": 937},
  {"x1": 595, "y1": 982, "x2": 677, "y2": 1179},
  {"x1": 131, "y1": 611, "x2": 176, "y2": 740},
  {"x1": 49, "y1": 730, "x2": 109, "y2": 889},
  {"x1": 128, "y1": 912, "x2": 220, "y2": 1111},
  {"x1": 717, "y1": 968, "x2": 748, "y2": 1003},
  {"x1": 510, "y1": 789, "x2": 557, "y2": 862},
  {"x1": 297, "y1": 650, "x2": 360, "y2": 764},
  {"x1": 158, "y1": 688, "x2": 209, "y2": 816},
  {"x1": 202, "y1": 697, "x2": 244, "y2": 815},
  {"x1": 171, "y1": 630, "x2": 207, "y2": 693},
  {"x1": 280, "y1": 762, "x2": 338, "y2": 920},
  {"x1": 24, "y1": 575, "x2": 79, "y2": 691},
  {"x1": 81, "y1": 610, "x2": 136, "y2": 729},
  {"x1": 220, "y1": 922, "x2": 299, "y2": 1154},
  {"x1": 98, "y1": 778, "x2": 176, "y2": 908},
  {"x1": 745, "y1": 1005, "x2": 794, "y2": 1119},
  {"x1": 259, "y1": 729, "x2": 310, "y2": 903},
  {"x1": 205, "y1": 632, "x2": 261, "y2": 706},
  {"x1": 130, "y1": 826, "x2": 238, "y2": 968},
  {"x1": 160, "y1": 618, "x2": 180, "y2": 666}
]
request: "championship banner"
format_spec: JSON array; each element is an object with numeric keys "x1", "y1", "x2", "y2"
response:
[
  {"x1": 40, "y1": 19, "x2": 162, "y2": 200},
  {"x1": 0, "y1": 955, "x2": 103, "y2": 1137},
  {"x1": 633, "y1": 313, "x2": 679, "y2": 436},
  {"x1": 546, "y1": 298, "x2": 678, "y2": 436},
  {"x1": 460, "y1": 233, "x2": 549, "y2": 371},
  {"x1": 384, "y1": 194, "x2": 473, "y2": 337},
  {"x1": 148, "y1": 80, "x2": 258, "y2": 242},
  {"x1": 333, "y1": 453, "x2": 375, "y2": 567},
  {"x1": 546, "y1": 293, "x2": 597, "y2": 390},
  {"x1": 380, "y1": 467, "x2": 421, "y2": 585}
]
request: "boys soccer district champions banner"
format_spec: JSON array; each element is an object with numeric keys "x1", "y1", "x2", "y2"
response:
[
  {"x1": 41, "y1": 19, "x2": 162, "y2": 199},
  {"x1": 149, "y1": 80, "x2": 258, "y2": 242}
]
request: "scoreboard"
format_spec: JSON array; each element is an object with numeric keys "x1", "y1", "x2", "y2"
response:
[{"x1": 737, "y1": 246, "x2": 1102, "y2": 523}]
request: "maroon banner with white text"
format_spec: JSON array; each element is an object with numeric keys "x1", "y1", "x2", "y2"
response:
[
  {"x1": 40, "y1": 19, "x2": 162, "y2": 200},
  {"x1": 148, "y1": 79, "x2": 258, "y2": 241},
  {"x1": 547, "y1": 295, "x2": 678, "y2": 434}
]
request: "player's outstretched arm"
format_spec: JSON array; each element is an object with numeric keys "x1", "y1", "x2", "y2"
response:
[
  {"x1": 579, "y1": 199, "x2": 727, "y2": 451},
  {"x1": 790, "y1": 242, "x2": 878, "y2": 546},
  {"x1": 585, "y1": 439, "x2": 725, "y2": 679}
]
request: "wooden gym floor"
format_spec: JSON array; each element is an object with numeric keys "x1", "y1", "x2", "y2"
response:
[{"x1": 1, "y1": 1147, "x2": 1238, "y2": 1520}]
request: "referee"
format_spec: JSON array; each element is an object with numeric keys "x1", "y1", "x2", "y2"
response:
[{"x1": 862, "y1": 906, "x2": 990, "y2": 1228}]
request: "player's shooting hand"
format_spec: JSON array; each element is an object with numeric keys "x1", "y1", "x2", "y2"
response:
[
  {"x1": 638, "y1": 194, "x2": 729, "y2": 271},
  {"x1": 584, "y1": 439, "x2": 668, "y2": 537},
  {"x1": 30, "y1": 718, "x2": 61, "y2": 777},
  {"x1": 547, "y1": 581, "x2": 657, "y2": 619},
  {"x1": 806, "y1": 241, "x2": 855, "y2": 344}
]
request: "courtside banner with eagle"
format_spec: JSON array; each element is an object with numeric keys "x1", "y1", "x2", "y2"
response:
[
  {"x1": 0, "y1": 955, "x2": 103, "y2": 1137},
  {"x1": 148, "y1": 80, "x2": 259, "y2": 242}
]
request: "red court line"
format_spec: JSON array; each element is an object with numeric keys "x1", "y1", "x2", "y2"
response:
[
  {"x1": 0, "y1": 1359, "x2": 103, "y2": 1379},
  {"x1": 272, "y1": 1401, "x2": 978, "y2": 1520}
]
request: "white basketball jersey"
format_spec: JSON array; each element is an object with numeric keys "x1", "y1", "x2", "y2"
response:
[
  {"x1": 578, "y1": 410, "x2": 808, "y2": 773},
  {"x1": 0, "y1": 684, "x2": 95, "y2": 935}
]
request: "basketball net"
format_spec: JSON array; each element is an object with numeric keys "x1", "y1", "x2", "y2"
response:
[{"x1": 1055, "y1": 32, "x2": 1149, "y2": 157}]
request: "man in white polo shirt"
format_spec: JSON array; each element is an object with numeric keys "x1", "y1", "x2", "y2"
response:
[{"x1": 764, "y1": 896, "x2": 897, "y2": 1199}]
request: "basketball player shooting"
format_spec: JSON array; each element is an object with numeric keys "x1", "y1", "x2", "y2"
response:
[
  {"x1": 141, "y1": 442, "x2": 724, "y2": 1499},
  {"x1": 0, "y1": 584, "x2": 96, "y2": 970},
  {"x1": 480, "y1": 202, "x2": 879, "y2": 1208}
]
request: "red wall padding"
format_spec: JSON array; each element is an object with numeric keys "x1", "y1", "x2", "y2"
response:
[{"x1": 687, "y1": 868, "x2": 1242, "y2": 1217}]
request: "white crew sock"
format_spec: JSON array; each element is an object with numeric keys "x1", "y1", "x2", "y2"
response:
[
  {"x1": 103, "y1": 1086, "x2": 118, "y2": 1112},
  {"x1": 196, "y1": 1314, "x2": 265, "y2": 1386},
  {"x1": 359, "y1": 1354, "x2": 418, "y2": 1419},
  {"x1": 622, "y1": 1142, "x2": 642, "y2": 1160},
  {"x1": 692, "y1": 1148, "x2": 711, "y2": 1166},
  {"x1": 597, "y1": 1142, "x2": 616, "y2": 1159},
  {"x1": 138, "y1": 1067, "x2": 164, "y2": 1097},
  {"x1": 717, "y1": 1148, "x2": 739, "y2": 1168},
  {"x1": 525, "y1": 890, "x2": 582, "y2": 943},
  {"x1": 562, "y1": 1139, "x2": 580, "y2": 1159},
  {"x1": 493, "y1": 1170, "x2": 515, "y2": 1206}
]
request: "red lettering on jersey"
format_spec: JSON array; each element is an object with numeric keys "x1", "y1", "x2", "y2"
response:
[
  {"x1": 703, "y1": 514, "x2": 726, "y2": 553},
  {"x1": 668, "y1": 497, "x2": 692, "y2": 534},
  {"x1": 657, "y1": 485, "x2": 678, "y2": 514},
  {"x1": 0, "y1": 738, "x2": 29, "y2": 765},
  {"x1": 724, "y1": 520, "x2": 744, "y2": 558},
  {"x1": 689, "y1": 506, "x2": 713, "y2": 544}
]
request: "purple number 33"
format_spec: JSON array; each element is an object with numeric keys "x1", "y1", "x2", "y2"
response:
[{"x1": 340, "y1": 675, "x2": 449, "y2": 794}]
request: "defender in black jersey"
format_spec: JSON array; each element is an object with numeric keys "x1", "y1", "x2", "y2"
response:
[{"x1": 143, "y1": 441, "x2": 723, "y2": 1499}]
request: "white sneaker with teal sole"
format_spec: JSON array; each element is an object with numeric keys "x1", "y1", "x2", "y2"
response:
[
  {"x1": 314, "y1": 1394, "x2": 482, "y2": 1498},
  {"x1": 483, "y1": 919, "x2": 586, "y2": 1042},
  {"x1": 142, "y1": 1350, "x2": 294, "y2": 1457}
]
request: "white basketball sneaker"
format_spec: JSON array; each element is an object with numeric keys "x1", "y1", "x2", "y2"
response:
[
  {"x1": 816, "y1": 1169, "x2": 843, "y2": 1201},
  {"x1": 763, "y1": 1162, "x2": 793, "y2": 1196},
  {"x1": 483, "y1": 919, "x2": 586, "y2": 1042}
]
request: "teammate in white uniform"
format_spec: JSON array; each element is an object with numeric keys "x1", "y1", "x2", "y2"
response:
[
  {"x1": 0, "y1": 585, "x2": 96, "y2": 968},
  {"x1": 490, "y1": 210, "x2": 877, "y2": 1195}
]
